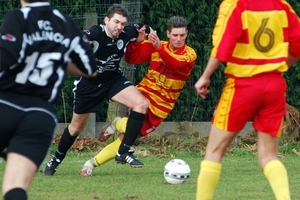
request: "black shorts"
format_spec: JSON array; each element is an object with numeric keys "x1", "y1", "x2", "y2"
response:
[
  {"x1": 0, "y1": 93, "x2": 57, "y2": 168},
  {"x1": 73, "y1": 74, "x2": 133, "y2": 114}
]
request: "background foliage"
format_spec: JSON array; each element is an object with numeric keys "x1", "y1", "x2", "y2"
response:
[{"x1": 0, "y1": 0, "x2": 299, "y2": 122}]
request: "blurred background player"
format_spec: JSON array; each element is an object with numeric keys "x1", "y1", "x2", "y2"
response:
[
  {"x1": 44, "y1": 4, "x2": 151, "y2": 176},
  {"x1": 81, "y1": 16, "x2": 197, "y2": 176},
  {"x1": 194, "y1": 0, "x2": 300, "y2": 199},
  {"x1": 0, "y1": 0, "x2": 97, "y2": 199}
]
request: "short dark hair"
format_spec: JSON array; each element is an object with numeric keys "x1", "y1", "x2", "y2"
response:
[
  {"x1": 167, "y1": 16, "x2": 188, "y2": 31},
  {"x1": 106, "y1": 4, "x2": 129, "y2": 19}
]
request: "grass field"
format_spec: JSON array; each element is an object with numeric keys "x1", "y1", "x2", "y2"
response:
[{"x1": 1, "y1": 142, "x2": 300, "y2": 200}]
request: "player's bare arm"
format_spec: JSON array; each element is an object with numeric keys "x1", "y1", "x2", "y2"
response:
[{"x1": 194, "y1": 56, "x2": 221, "y2": 99}]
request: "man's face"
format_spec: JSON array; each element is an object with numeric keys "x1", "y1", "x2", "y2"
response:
[
  {"x1": 167, "y1": 28, "x2": 187, "y2": 51},
  {"x1": 104, "y1": 13, "x2": 127, "y2": 39}
]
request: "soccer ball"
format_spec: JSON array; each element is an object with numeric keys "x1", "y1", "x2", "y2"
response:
[{"x1": 163, "y1": 159, "x2": 191, "y2": 184}]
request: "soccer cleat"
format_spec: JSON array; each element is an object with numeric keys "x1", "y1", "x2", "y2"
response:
[
  {"x1": 44, "y1": 157, "x2": 61, "y2": 176},
  {"x1": 80, "y1": 163, "x2": 94, "y2": 177},
  {"x1": 98, "y1": 117, "x2": 121, "y2": 142},
  {"x1": 115, "y1": 152, "x2": 144, "y2": 168}
]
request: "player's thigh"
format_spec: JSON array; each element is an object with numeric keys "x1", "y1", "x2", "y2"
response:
[
  {"x1": 3, "y1": 153, "x2": 36, "y2": 193},
  {"x1": 205, "y1": 125, "x2": 238, "y2": 162},
  {"x1": 69, "y1": 112, "x2": 90, "y2": 134},
  {"x1": 111, "y1": 85, "x2": 147, "y2": 109},
  {"x1": 257, "y1": 131, "x2": 279, "y2": 168}
]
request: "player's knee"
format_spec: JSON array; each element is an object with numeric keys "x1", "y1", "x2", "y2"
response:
[
  {"x1": 68, "y1": 123, "x2": 84, "y2": 136},
  {"x1": 258, "y1": 155, "x2": 278, "y2": 169},
  {"x1": 132, "y1": 97, "x2": 148, "y2": 112}
]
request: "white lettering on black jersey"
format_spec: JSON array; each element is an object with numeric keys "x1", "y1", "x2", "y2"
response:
[
  {"x1": 83, "y1": 23, "x2": 145, "y2": 84},
  {"x1": 0, "y1": 2, "x2": 96, "y2": 104}
]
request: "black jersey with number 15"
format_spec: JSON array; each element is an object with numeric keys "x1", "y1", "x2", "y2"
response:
[{"x1": 0, "y1": 2, "x2": 96, "y2": 104}]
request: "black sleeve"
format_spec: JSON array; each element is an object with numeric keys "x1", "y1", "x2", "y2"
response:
[
  {"x1": 132, "y1": 23, "x2": 151, "y2": 34},
  {"x1": 68, "y1": 19, "x2": 97, "y2": 75},
  {"x1": 68, "y1": 49, "x2": 90, "y2": 72},
  {"x1": 83, "y1": 25, "x2": 103, "y2": 41},
  {"x1": 0, "y1": 11, "x2": 24, "y2": 71},
  {"x1": 0, "y1": 49, "x2": 16, "y2": 71}
]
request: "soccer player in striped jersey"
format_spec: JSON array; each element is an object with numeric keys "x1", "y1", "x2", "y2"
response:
[
  {"x1": 194, "y1": 0, "x2": 300, "y2": 199},
  {"x1": 81, "y1": 16, "x2": 197, "y2": 176},
  {"x1": 0, "y1": 0, "x2": 97, "y2": 199}
]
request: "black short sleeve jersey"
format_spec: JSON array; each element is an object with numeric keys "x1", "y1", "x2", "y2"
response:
[
  {"x1": 83, "y1": 23, "x2": 145, "y2": 84},
  {"x1": 0, "y1": 2, "x2": 96, "y2": 104}
]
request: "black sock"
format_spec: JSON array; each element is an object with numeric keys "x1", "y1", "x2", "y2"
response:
[
  {"x1": 54, "y1": 126, "x2": 77, "y2": 161},
  {"x1": 118, "y1": 110, "x2": 145, "y2": 154},
  {"x1": 4, "y1": 188, "x2": 27, "y2": 200}
]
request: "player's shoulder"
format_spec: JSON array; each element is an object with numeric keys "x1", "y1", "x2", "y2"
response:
[
  {"x1": 3, "y1": 9, "x2": 22, "y2": 20},
  {"x1": 161, "y1": 41, "x2": 168, "y2": 46},
  {"x1": 51, "y1": 9, "x2": 77, "y2": 25},
  {"x1": 86, "y1": 24, "x2": 105, "y2": 34},
  {"x1": 185, "y1": 45, "x2": 197, "y2": 59},
  {"x1": 2, "y1": 10, "x2": 24, "y2": 28}
]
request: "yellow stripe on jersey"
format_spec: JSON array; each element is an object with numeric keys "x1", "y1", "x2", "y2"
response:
[
  {"x1": 225, "y1": 61, "x2": 287, "y2": 77},
  {"x1": 151, "y1": 46, "x2": 196, "y2": 62},
  {"x1": 138, "y1": 85, "x2": 174, "y2": 118},
  {"x1": 138, "y1": 76, "x2": 180, "y2": 101},
  {"x1": 148, "y1": 103, "x2": 170, "y2": 119},
  {"x1": 140, "y1": 70, "x2": 187, "y2": 91},
  {"x1": 213, "y1": 78, "x2": 235, "y2": 131},
  {"x1": 276, "y1": 119, "x2": 283, "y2": 138}
]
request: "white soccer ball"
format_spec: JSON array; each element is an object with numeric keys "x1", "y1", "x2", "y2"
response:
[{"x1": 163, "y1": 158, "x2": 191, "y2": 184}]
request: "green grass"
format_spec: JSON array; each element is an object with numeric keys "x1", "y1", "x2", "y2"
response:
[{"x1": 1, "y1": 143, "x2": 300, "y2": 200}]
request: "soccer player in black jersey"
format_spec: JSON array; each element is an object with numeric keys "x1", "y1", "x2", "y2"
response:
[
  {"x1": 0, "y1": 0, "x2": 97, "y2": 199},
  {"x1": 44, "y1": 4, "x2": 150, "y2": 175}
]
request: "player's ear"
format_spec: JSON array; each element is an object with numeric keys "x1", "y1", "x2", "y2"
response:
[
  {"x1": 104, "y1": 16, "x2": 109, "y2": 25},
  {"x1": 166, "y1": 30, "x2": 170, "y2": 38}
]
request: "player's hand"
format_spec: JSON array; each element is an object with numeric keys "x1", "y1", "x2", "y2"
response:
[
  {"x1": 194, "y1": 76, "x2": 210, "y2": 99},
  {"x1": 148, "y1": 30, "x2": 161, "y2": 49},
  {"x1": 136, "y1": 26, "x2": 148, "y2": 43}
]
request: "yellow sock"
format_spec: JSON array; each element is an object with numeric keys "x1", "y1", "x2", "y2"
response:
[
  {"x1": 92, "y1": 138, "x2": 122, "y2": 167},
  {"x1": 115, "y1": 117, "x2": 128, "y2": 133},
  {"x1": 197, "y1": 160, "x2": 222, "y2": 200},
  {"x1": 264, "y1": 160, "x2": 290, "y2": 200}
]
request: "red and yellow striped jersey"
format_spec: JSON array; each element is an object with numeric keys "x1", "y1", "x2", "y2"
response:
[
  {"x1": 125, "y1": 41, "x2": 197, "y2": 119},
  {"x1": 211, "y1": 0, "x2": 300, "y2": 77}
]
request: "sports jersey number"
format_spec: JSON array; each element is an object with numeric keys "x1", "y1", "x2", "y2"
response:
[
  {"x1": 16, "y1": 52, "x2": 61, "y2": 86},
  {"x1": 254, "y1": 18, "x2": 274, "y2": 52}
]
